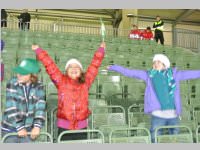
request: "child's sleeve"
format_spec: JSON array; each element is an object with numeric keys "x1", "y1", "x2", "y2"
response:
[
  {"x1": 35, "y1": 48, "x2": 63, "y2": 88},
  {"x1": 85, "y1": 47, "x2": 105, "y2": 87},
  {"x1": 109, "y1": 65, "x2": 148, "y2": 81},
  {"x1": 176, "y1": 70, "x2": 200, "y2": 81}
]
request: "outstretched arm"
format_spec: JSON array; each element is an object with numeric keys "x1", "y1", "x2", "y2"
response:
[
  {"x1": 32, "y1": 45, "x2": 63, "y2": 88},
  {"x1": 176, "y1": 69, "x2": 200, "y2": 81},
  {"x1": 108, "y1": 65, "x2": 148, "y2": 81},
  {"x1": 85, "y1": 42, "x2": 105, "y2": 87}
]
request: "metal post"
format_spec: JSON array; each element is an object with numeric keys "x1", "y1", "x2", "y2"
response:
[
  {"x1": 172, "y1": 23, "x2": 176, "y2": 48},
  {"x1": 198, "y1": 35, "x2": 200, "y2": 53}
]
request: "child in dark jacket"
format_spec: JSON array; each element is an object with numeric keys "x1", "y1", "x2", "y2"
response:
[{"x1": 1, "y1": 58, "x2": 46, "y2": 143}]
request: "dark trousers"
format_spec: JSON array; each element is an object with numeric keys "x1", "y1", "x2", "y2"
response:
[
  {"x1": 18, "y1": 22, "x2": 30, "y2": 30},
  {"x1": 58, "y1": 127, "x2": 87, "y2": 141},
  {"x1": 154, "y1": 30, "x2": 164, "y2": 45}
]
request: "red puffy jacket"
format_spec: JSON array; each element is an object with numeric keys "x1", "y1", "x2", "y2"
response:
[
  {"x1": 129, "y1": 29, "x2": 142, "y2": 39},
  {"x1": 36, "y1": 47, "x2": 105, "y2": 129}
]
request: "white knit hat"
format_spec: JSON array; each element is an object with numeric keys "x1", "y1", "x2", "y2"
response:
[
  {"x1": 65, "y1": 58, "x2": 83, "y2": 71},
  {"x1": 153, "y1": 54, "x2": 170, "y2": 68}
]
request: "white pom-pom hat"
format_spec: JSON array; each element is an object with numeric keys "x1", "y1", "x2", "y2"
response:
[
  {"x1": 153, "y1": 54, "x2": 170, "y2": 68},
  {"x1": 65, "y1": 58, "x2": 83, "y2": 71}
]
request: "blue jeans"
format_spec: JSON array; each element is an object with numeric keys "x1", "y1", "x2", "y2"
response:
[
  {"x1": 1, "y1": 130, "x2": 33, "y2": 143},
  {"x1": 150, "y1": 115, "x2": 179, "y2": 143}
]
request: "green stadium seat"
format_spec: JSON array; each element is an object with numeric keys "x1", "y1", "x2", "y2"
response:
[
  {"x1": 154, "y1": 125, "x2": 193, "y2": 143},
  {"x1": 89, "y1": 93, "x2": 107, "y2": 108},
  {"x1": 57, "y1": 129, "x2": 104, "y2": 143},
  {"x1": 192, "y1": 105, "x2": 200, "y2": 126},
  {"x1": 123, "y1": 78, "x2": 146, "y2": 102},
  {"x1": 46, "y1": 82, "x2": 57, "y2": 95},
  {"x1": 88, "y1": 79, "x2": 99, "y2": 95},
  {"x1": 91, "y1": 105, "x2": 127, "y2": 142},
  {"x1": 50, "y1": 107, "x2": 58, "y2": 142},
  {"x1": 109, "y1": 127, "x2": 151, "y2": 143},
  {"x1": 196, "y1": 125, "x2": 200, "y2": 143},
  {"x1": 2, "y1": 63, "x2": 15, "y2": 81},
  {"x1": 1, "y1": 132, "x2": 53, "y2": 143},
  {"x1": 128, "y1": 104, "x2": 150, "y2": 127},
  {"x1": 98, "y1": 75, "x2": 123, "y2": 102}
]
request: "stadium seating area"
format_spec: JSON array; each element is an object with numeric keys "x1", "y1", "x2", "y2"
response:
[{"x1": 1, "y1": 28, "x2": 200, "y2": 143}]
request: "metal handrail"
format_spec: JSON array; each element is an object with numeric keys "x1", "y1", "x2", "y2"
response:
[
  {"x1": 109, "y1": 126, "x2": 151, "y2": 143},
  {"x1": 154, "y1": 125, "x2": 193, "y2": 143},
  {"x1": 57, "y1": 129, "x2": 105, "y2": 143},
  {"x1": 1, "y1": 132, "x2": 53, "y2": 143}
]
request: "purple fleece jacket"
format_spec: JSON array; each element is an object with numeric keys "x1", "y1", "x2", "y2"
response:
[{"x1": 109, "y1": 65, "x2": 200, "y2": 116}]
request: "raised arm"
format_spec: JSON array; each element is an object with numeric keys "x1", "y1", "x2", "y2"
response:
[
  {"x1": 85, "y1": 42, "x2": 105, "y2": 87},
  {"x1": 32, "y1": 45, "x2": 63, "y2": 87},
  {"x1": 108, "y1": 65, "x2": 148, "y2": 81}
]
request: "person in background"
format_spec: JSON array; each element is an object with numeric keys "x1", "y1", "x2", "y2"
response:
[
  {"x1": 1, "y1": 58, "x2": 46, "y2": 143},
  {"x1": 141, "y1": 26, "x2": 154, "y2": 40},
  {"x1": 18, "y1": 9, "x2": 31, "y2": 31},
  {"x1": 108, "y1": 54, "x2": 200, "y2": 143},
  {"x1": 1, "y1": 9, "x2": 8, "y2": 28},
  {"x1": 153, "y1": 16, "x2": 164, "y2": 45},
  {"x1": 129, "y1": 24, "x2": 142, "y2": 40}
]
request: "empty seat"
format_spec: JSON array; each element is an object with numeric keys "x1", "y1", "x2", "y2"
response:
[
  {"x1": 128, "y1": 104, "x2": 150, "y2": 127},
  {"x1": 91, "y1": 105, "x2": 127, "y2": 142},
  {"x1": 196, "y1": 125, "x2": 200, "y2": 143},
  {"x1": 154, "y1": 125, "x2": 193, "y2": 143},
  {"x1": 109, "y1": 127, "x2": 151, "y2": 143},
  {"x1": 57, "y1": 129, "x2": 104, "y2": 143}
]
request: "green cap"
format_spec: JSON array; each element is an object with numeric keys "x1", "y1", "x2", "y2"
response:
[{"x1": 13, "y1": 58, "x2": 40, "y2": 75}]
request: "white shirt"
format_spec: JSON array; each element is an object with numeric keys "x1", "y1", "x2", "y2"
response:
[{"x1": 152, "y1": 109, "x2": 177, "y2": 119}]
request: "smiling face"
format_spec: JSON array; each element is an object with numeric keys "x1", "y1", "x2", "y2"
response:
[
  {"x1": 153, "y1": 60, "x2": 166, "y2": 71},
  {"x1": 66, "y1": 63, "x2": 82, "y2": 80},
  {"x1": 17, "y1": 74, "x2": 31, "y2": 84}
]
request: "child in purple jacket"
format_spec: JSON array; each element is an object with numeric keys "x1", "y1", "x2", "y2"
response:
[{"x1": 108, "y1": 54, "x2": 200, "y2": 143}]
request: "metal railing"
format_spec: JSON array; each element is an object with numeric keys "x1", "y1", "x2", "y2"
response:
[
  {"x1": 174, "y1": 28, "x2": 200, "y2": 52},
  {"x1": 1, "y1": 20, "x2": 170, "y2": 38},
  {"x1": 2, "y1": 20, "x2": 200, "y2": 51},
  {"x1": 1, "y1": 20, "x2": 130, "y2": 37}
]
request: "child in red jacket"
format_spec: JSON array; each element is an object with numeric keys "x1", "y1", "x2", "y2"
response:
[
  {"x1": 32, "y1": 42, "x2": 105, "y2": 140},
  {"x1": 141, "y1": 26, "x2": 154, "y2": 40},
  {"x1": 129, "y1": 24, "x2": 142, "y2": 40}
]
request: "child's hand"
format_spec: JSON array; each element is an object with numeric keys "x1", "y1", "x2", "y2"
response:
[
  {"x1": 30, "y1": 127, "x2": 40, "y2": 140},
  {"x1": 100, "y1": 42, "x2": 106, "y2": 49},
  {"x1": 32, "y1": 45, "x2": 39, "y2": 51},
  {"x1": 17, "y1": 129, "x2": 28, "y2": 137},
  {"x1": 107, "y1": 65, "x2": 111, "y2": 70}
]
